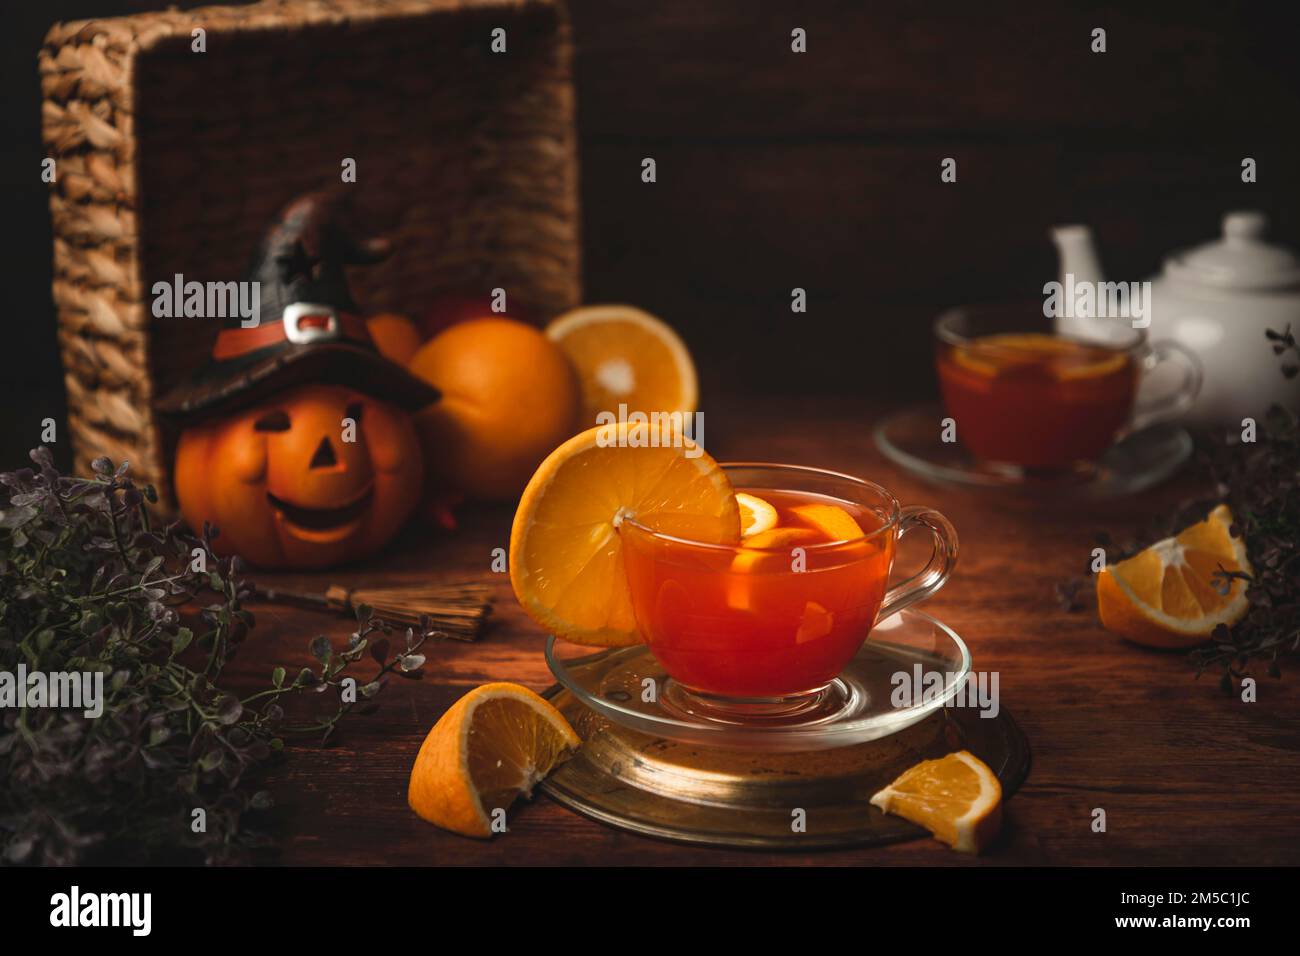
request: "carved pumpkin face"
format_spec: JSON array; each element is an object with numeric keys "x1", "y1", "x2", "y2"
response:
[{"x1": 174, "y1": 384, "x2": 424, "y2": 569}]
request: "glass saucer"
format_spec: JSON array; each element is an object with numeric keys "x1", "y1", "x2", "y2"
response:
[
  {"x1": 544, "y1": 608, "x2": 971, "y2": 752},
  {"x1": 873, "y1": 403, "x2": 1192, "y2": 498}
]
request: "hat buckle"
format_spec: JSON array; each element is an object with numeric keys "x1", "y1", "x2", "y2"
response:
[{"x1": 284, "y1": 302, "x2": 341, "y2": 344}]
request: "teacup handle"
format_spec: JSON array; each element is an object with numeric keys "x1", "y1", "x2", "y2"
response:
[
  {"x1": 1129, "y1": 340, "x2": 1202, "y2": 432},
  {"x1": 876, "y1": 505, "x2": 959, "y2": 623}
]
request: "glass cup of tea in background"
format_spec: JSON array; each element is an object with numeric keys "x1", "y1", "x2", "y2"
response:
[
  {"x1": 934, "y1": 303, "x2": 1202, "y2": 475},
  {"x1": 618, "y1": 463, "x2": 958, "y2": 717}
]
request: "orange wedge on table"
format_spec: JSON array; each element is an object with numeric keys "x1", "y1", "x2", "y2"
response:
[
  {"x1": 510, "y1": 421, "x2": 740, "y2": 646},
  {"x1": 408, "y1": 682, "x2": 580, "y2": 838},
  {"x1": 546, "y1": 305, "x2": 698, "y2": 425},
  {"x1": 870, "y1": 750, "x2": 1003, "y2": 854},
  {"x1": 1097, "y1": 504, "x2": 1251, "y2": 649}
]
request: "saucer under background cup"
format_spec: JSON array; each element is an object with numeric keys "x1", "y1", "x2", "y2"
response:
[{"x1": 874, "y1": 403, "x2": 1192, "y2": 499}]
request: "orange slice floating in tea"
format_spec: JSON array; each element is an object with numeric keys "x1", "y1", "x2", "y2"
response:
[
  {"x1": 510, "y1": 421, "x2": 739, "y2": 646},
  {"x1": 948, "y1": 333, "x2": 1127, "y2": 381},
  {"x1": 736, "y1": 492, "x2": 778, "y2": 537},
  {"x1": 796, "y1": 601, "x2": 835, "y2": 644},
  {"x1": 727, "y1": 526, "x2": 820, "y2": 609},
  {"x1": 870, "y1": 750, "x2": 1003, "y2": 854},
  {"x1": 790, "y1": 502, "x2": 865, "y2": 541},
  {"x1": 407, "y1": 682, "x2": 580, "y2": 838},
  {"x1": 546, "y1": 305, "x2": 698, "y2": 425},
  {"x1": 1096, "y1": 504, "x2": 1251, "y2": 648}
]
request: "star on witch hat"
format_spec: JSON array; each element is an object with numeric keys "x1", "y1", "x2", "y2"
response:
[{"x1": 157, "y1": 189, "x2": 439, "y2": 419}]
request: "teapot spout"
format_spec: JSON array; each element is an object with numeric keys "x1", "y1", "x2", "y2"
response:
[{"x1": 1050, "y1": 224, "x2": 1105, "y2": 286}]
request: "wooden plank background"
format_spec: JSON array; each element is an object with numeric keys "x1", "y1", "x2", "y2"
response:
[
  {"x1": 6, "y1": 1, "x2": 1300, "y2": 465},
  {"x1": 567, "y1": 0, "x2": 1300, "y2": 400}
]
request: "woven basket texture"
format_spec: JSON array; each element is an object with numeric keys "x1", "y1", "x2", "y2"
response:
[{"x1": 41, "y1": 0, "x2": 581, "y2": 511}]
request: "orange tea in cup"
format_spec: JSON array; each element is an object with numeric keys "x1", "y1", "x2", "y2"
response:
[
  {"x1": 934, "y1": 305, "x2": 1201, "y2": 472},
  {"x1": 936, "y1": 332, "x2": 1139, "y2": 469},
  {"x1": 620, "y1": 465, "x2": 956, "y2": 702}
]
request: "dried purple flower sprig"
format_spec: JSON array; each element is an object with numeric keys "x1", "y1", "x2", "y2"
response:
[{"x1": 0, "y1": 449, "x2": 433, "y2": 865}]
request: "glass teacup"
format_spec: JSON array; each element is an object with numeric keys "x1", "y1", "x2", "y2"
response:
[
  {"x1": 619, "y1": 464, "x2": 957, "y2": 715},
  {"x1": 935, "y1": 303, "x2": 1201, "y2": 474}
]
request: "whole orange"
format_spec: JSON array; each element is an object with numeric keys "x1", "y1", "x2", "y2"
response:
[
  {"x1": 367, "y1": 313, "x2": 424, "y2": 365},
  {"x1": 418, "y1": 292, "x2": 534, "y2": 340},
  {"x1": 408, "y1": 317, "x2": 581, "y2": 500}
]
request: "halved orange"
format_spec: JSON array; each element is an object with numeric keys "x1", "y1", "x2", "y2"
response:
[
  {"x1": 1097, "y1": 504, "x2": 1251, "y2": 649},
  {"x1": 407, "y1": 682, "x2": 580, "y2": 838},
  {"x1": 546, "y1": 305, "x2": 698, "y2": 425},
  {"x1": 510, "y1": 421, "x2": 739, "y2": 646},
  {"x1": 870, "y1": 750, "x2": 1003, "y2": 854}
]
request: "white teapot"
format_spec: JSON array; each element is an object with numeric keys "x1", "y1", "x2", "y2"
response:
[{"x1": 1052, "y1": 212, "x2": 1300, "y2": 427}]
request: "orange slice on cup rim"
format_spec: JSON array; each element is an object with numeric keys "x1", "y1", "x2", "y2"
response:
[{"x1": 510, "y1": 421, "x2": 740, "y2": 646}]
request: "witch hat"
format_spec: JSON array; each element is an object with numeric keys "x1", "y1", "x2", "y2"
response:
[{"x1": 157, "y1": 189, "x2": 439, "y2": 419}]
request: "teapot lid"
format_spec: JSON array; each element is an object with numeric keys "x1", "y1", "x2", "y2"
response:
[{"x1": 1164, "y1": 211, "x2": 1300, "y2": 291}]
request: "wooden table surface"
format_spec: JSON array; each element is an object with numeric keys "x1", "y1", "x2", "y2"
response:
[{"x1": 233, "y1": 397, "x2": 1300, "y2": 866}]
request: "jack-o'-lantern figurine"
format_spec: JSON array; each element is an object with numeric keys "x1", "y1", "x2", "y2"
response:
[{"x1": 159, "y1": 191, "x2": 440, "y2": 569}]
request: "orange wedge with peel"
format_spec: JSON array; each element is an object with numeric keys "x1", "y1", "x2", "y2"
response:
[
  {"x1": 408, "y1": 682, "x2": 580, "y2": 838},
  {"x1": 510, "y1": 421, "x2": 739, "y2": 646},
  {"x1": 870, "y1": 750, "x2": 1003, "y2": 854},
  {"x1": 731, "y1": 526, "x2": 819, "y2": 571},
  {"x1": 1096, "y1": 504, "x2": 1251, "y2": 649},
  {"x1": 727, "y1": 526, "x2": 820, "y2": 610},
  {"x1": 737, "y1": 492, "x2": 777, "y2": 537},
  {"x1": 791, "y1": 502, "x2": 865, "y2": 542},
  {"x1": 546, "y1": 305, "x2": 698, "y2": 425}
]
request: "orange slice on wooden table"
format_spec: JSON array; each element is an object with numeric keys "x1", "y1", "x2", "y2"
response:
[
  {"x1": 870, "y1": 750, "x2": 1003, "y2": 854},
  {"x1": 510, "y1": 421, "x2": 739, "y2": 646},
  {"x1": 546, "y1": 305, "x2": 698, "y2": 425},
  {"x1": 1096, "y1": 504, "x2": 1251, "y2": 649},
  {"x1": 408, "y1": 682, "x2": 580, "y2": 838}
]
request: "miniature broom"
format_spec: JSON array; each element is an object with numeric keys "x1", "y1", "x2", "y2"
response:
[{"x1": 254, "y1": 580, "x2": 493, "y2": 642}]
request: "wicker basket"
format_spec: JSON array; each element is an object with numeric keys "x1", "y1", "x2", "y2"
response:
[{"x1": 40, "y1": 0, "x2": 581, "y2": 512}]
